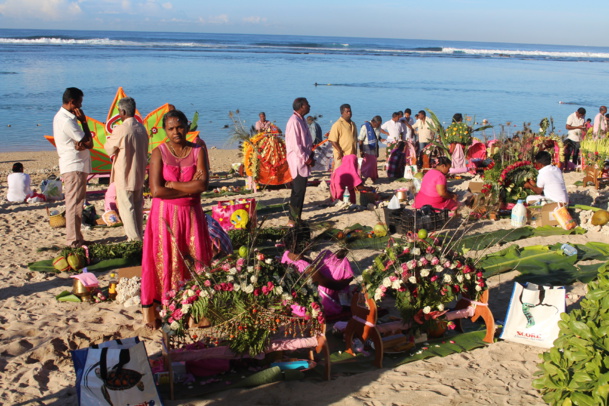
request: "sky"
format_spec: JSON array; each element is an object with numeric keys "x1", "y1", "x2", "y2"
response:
[{"x1": 0, "y1": 0, "x2": 608, "y2": 47}]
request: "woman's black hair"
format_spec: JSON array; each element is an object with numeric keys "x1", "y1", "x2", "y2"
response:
[
  {"x1": 436, "y1": 156, "x2": 452, "y2": 167},
  {"x1": 12, "y1": 162, "x2": 23, "y2": 172},
  {"x1": 162, "y1": 109, "x2": 189, "y2": 129},
  {"x1": 452, "y1": 113, "x2": 463, "y2": 123}
]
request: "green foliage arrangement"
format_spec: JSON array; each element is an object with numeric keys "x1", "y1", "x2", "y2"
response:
[
  {"x1": 61, "y1": 241, "x2": 143, "y2": 262},
  {"x1": 533, "y1": 263, "x2": 609, "y2": 405}
]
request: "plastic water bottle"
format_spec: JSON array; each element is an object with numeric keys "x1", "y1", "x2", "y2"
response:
[
  {"x1": 561, "y1": 244, "x2": 578, "y2": 257},
  {"x1": 511, "y1": 199, "x2": 527, "y2": 227},
  {"x1": 343, "y1": 189, "x2": 351, "y2": 204}
]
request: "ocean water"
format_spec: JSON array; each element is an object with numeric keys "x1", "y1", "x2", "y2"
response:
[{"x1": 1, "y1": 29, "x2": 608, "y2": 152}]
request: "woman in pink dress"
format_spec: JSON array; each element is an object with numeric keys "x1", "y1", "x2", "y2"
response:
[
  {"x1": 141, "y1": 110, "x2": 212, "y2": 328},
  {"x1": 414, "y1": 156, "x2": 459, "y2": 211}
]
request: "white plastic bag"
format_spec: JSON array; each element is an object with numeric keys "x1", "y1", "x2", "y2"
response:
[
  {"x1": 72, "y1": 337, "x2": 163, "y2": 406},
  {"x1": 40, "y1": 175, "x2": 63, "y2": 201},
  {"x1": 500, "y1": 282, "x2": 565, "y2": 348}
]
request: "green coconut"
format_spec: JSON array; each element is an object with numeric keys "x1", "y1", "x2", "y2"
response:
[
  {"x1": 53, "y1": 256, "x2": 70, "y2": 272},
  {"x1": 591, "y1": 210, "x2": 609, "y2": 226},
  {"x1": 67, "y1": 253, "x2": 84, "y2": 271}
]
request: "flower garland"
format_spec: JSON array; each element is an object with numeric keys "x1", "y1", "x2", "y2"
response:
[
  {"x1": 498, "y1": 160, "x2": 538, "y2": 203},
  {"x1": 532, "y1": 136, "x2": 565, "y2": 167},
  {"x1": 360, "y1": 237, "x2": 487, "y2": 331},
  {"x1": 161, "y1": 252, "x2": 324, "y2": 356}
]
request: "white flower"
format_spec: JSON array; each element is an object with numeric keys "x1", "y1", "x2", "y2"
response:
[
  {"x1": 456, "y1": 274, "x2": 464, "y2": 283},
  {"x1": 244, "y1": 284, "x2": 254, "y2": 294},
  {"x1": 282, "y1": 292, "x2": 291, "y2": 301},
  {"x1": 265, "y1": 258, "x2": 273, "y2": 264},
  {"x1": 465, "y1": 274, "x2": 471, "y2": 280},
  {"x1": 227, "y1": 275, "x2": 234, "y2": 282},
  {"x1": 437, "y1": 303, "x2": 444, "y2": 311},
  {"x1": 312, "y1": 309, "x2": 319, "y2": 318},
  {"x1": 435, "y1": 265, "x2": 444, "y2": 273},
  {"x1": 186, "y1": 289, "x2": 195, "y2": 297},
  {"x1": 408, "y1": 276, "x2": 417, "y2": 284},
  {"x1": 475, "y1": 285, "x2": 482, "y2": 291},
  {"x1": 412, "y1": 248, "x2": 421, "y2": 256},
  {"x1": 420, "y1": 269, "x2": 430, "y2": 277},
  {"x1": 374, "y1": 289, "x2": 383, "y2": 301},
  {"x1": 181, "y1": 304, "x2": 192, "y2": 314},
  {"x1": 391, "y1": 279, "x2": 401, "y2": 289},
  {"x1": 247, "y1": 266, "x2": 254, "y2": 273},
  {"x1": 250, "y1": 275, "x2": 258, "y2": 284},
  {"x1": 233, "y1": 284, "x2": 241, "y2": 292},
  {"x1": 443, "y1": 274, "x2": 452, "y2": 283},
  {"x1": 274, "y1": 286, "x2": 283, "y2": 295},
  {"x1": 170, "y1": 321, "x2": 180, "y2": 330},
  {"x1": 423, "y1": 306, "x2": 431, "y2": 314},
  {"x1": 382, "y1": 277, "x2": 392, "y2": 287},
  {"x1": 229, "y1": 267, "x2": 238, "y2": 275},
  {"x1": 199, "y1": 290, "x2": 210, "y2": 298}
]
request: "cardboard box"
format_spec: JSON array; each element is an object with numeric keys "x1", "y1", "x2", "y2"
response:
[
  {"x1": 527, "y1": 203, "x2": 559, "y2": 227},
  {"x1": 118, "y1": 266, "x2": 142, "y2": 279},
  {"x1": 467, "y1": 182, "x2": 485, "y2": 208}
]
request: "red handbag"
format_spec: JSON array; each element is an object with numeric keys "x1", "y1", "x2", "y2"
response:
[{"x1": 211, "y1": 198, "x2": 257, "y2": 231}]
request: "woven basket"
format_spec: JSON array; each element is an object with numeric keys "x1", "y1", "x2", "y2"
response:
[{"x1": 47, "y1": 207, "x2": 66, "y2": 228}]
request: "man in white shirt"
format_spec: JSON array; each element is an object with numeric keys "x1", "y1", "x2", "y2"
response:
[
  {"x1": 412, "y1": 110, "x2": 435, "y2": 168},
  {"x1": 381, "y1": 112, "x2": 405, "y2": 145},
  {"x1": 401, "y1": 108, "x2": 415, "y2": 143},
  {"x1": 564, "y1": 107, "x2": 586, "y2": 169},
  {"x1": 593, "y1": 105, "x2": 607, "y2": 138},
  {"x1": 53, "y1": 87, "x2": 93, "y2": 247},
  {"x1": 525, "y1": 151, "x2": 568, "y2": 204},
  {"x1": 104, "y1": 97, "x2": 149, "y2": 241}
]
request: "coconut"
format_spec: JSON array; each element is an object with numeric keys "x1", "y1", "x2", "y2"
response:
[
  {"x1": 67, "y1": 252, "x2": 84, "y2": 271},
  {"x1": 53, "y1": 256, "x2": 70, "y2": 272},
  {"x1": 373, "y1": 223, "x2": 388, "y2": 237},
  {"x1": 591, "y1": 210, "x2": 609, "y2": 226}
]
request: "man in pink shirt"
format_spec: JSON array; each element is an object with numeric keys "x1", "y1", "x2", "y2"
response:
[{"x1": 285, "y1": 97, "x2": 314, "y2": 226}]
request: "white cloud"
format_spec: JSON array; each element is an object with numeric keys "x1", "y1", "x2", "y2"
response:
[
  {"x1": 243, "y1": 16, "x2": 267, "y2": 24},
  {"x1": 0, "y1": 0, "x2": 82, "y2": 19},
  {"x1": 161, "y1": 2, "x2": 171, "y2": 10},
  {"x1": 207, "y1": 14, "x2": 228, "y2": 24}
]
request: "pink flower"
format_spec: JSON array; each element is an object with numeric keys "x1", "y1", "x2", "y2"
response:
[
  {"x1": 168, "y1": 317, "x2": 174, "y2": 324},
  {"x1": 478, "y1": 281, "x2": 485, "y2": 287},
  {"x1": 420, "y1": 258, "x2": 429, "y2": 266},
  {"x1": 257, "y1": 253, "x2": 265, "y2": 261},
  {"x1": 214, "y1": 284, "x2": 222, "y2": 291},
  {"x1": 254, "y1": 288, "x2": 261, "y2": 296},
  {"x1": 311, "y1": 302, "x2": 321, "y2": 311},
  {"x1": 237, "y1": 258, "x2": 245, "y2": 267},
  {"x1": 426, "y1": 246, "x2": 435, "y2": 254},
  {"x1": 443, "y1": 261, "x2": 452, "y2": 268},
  {"x1": 262, "y1": 286, "x2": 269, "y2": 294},
  {"x1": 169, "y1": 304, "x2": 176, "y2": 312},
  {"x1": 402, "y1": 247, "x2": 411, "y2": 254},
  {"x1": 380, "y1": 286, "x2": 387, "y2": 293},
  {"x1": 463, "y1": 265, "x2": 473, "y2": 273},
  {"x1": 476, "y1": 271, "x2": 483, "y2": 277},
  {"x1": 204, "y1": 280, "x2": 212, "y2": 287},
  {"x1": 430, "y1": 275, "x2": 438, "y2": 282},
  {"x1": 172, "y1": 309, "x2": 183, "y2": 320},
  {"x1": 431, "y1": 257, "x2": 440, "y2": 266},
  {"x1": 389, "y1": 275, "x2": 397, "y2": 282}
]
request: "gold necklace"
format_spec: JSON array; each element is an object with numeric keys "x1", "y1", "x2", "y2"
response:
[{"x1": 168, "y1": 143, "x2": 190, "y2": 159}]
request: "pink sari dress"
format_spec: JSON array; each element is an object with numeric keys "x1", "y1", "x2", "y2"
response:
[
  {"x1": 141, "y1": 143, "x2": 212, "y2": 312},
  {"x1": 414, "y1": 168, "x2": 458, "y2": 211}
]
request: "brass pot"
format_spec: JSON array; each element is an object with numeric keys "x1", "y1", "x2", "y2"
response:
[
  {"x1": 72, "y1": 279, "x2": 90, "y2": 296},
  {"x1": 396, "y1": 189, "x2": 408, "y2": 201}
]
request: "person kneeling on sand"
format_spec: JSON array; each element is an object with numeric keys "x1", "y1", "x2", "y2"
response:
[{"x1": 524, "y1": 150, "x2": 568, "y2": 204}]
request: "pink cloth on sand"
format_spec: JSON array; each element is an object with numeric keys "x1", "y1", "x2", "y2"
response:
[
  {"x1": 104, "y1": 182, "x2": 118, "y2": 212},
  {"x1": 449, "y1": 143, "x2": 468, "y2": 174},
  {"x1": 359, "y1": 154, "x2": 378, "y2": 181},
  {"x1": 330, "y1": 154, "x2": 362, "y2": 202},
  {"x1": 414, "y1": 168, "x2": 458, "y2": 211},
  {"x1": 71, "y1": 271, "x2": 99, "y2": 287},
  {"x1": 282, "y1": 250, "x2": 353, "y2": 316},
  {"x1": 141, "y1": 143, "x2": 212, "y2": 308}
]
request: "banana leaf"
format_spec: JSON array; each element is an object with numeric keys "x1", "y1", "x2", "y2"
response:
[
  {"x1": 457, "y1": 227, "x2": 534, "y2": 251},
  {"x1": 578, "y1": 242, "x2": 609, "y2": 260},
  {"x1": 478, "y1": 244, "x2": 578, "y2": 279},
  {"x1": 532, "y1": 226, "x2": 586, "y2": 236},
  {"x1": 575, "y1": 260, "x2": 609, "y2": 284},
  {"x1": 28, "y1": 257, "x2": 140, "y2": 273}
]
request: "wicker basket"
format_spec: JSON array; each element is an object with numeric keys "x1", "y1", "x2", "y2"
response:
[
  {"x1": 47, "y1": 207, "x2": 66, "y2": 228},
  {"x1": 383, "y1": 205, "x2": 450, "y2": 234}
]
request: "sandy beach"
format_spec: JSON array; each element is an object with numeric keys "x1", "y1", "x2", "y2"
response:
[{"x1": 0, "y1": 148, "x2": 607, "y2": 406}]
